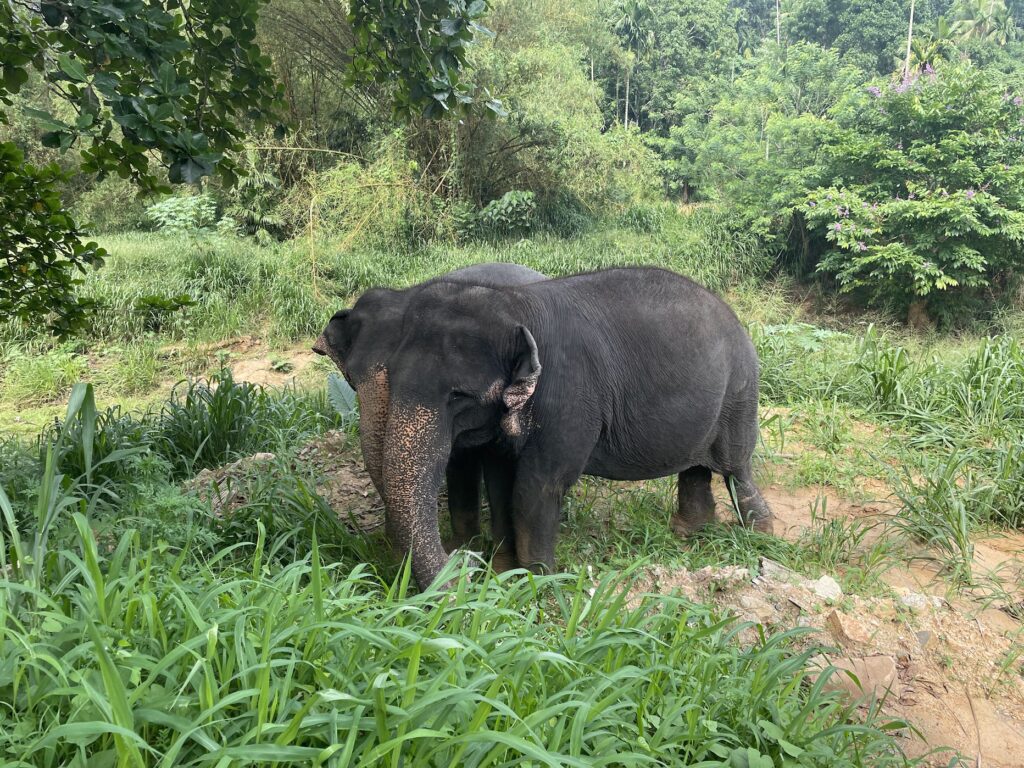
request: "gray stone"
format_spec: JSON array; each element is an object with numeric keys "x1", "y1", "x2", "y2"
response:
[
  {"x1": 808, "y1": 575, "x2": 843, "y2": 601},
  {"x1": 898, "y1": 592, "x2": 943, "y2": 612}
]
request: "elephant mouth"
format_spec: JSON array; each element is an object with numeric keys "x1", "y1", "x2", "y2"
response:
[{"x1": 311, "y1": 334, "x2": 329, "y2": 356}]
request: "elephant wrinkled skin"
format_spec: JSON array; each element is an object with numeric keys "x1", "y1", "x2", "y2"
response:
[{"x1": 341, "y1": 266, "x2": 774, "y2": 589}]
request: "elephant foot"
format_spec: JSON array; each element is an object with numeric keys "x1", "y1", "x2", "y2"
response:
[
  {"x1": 670, "y1": 512, "x2": 712, "y2": 538},
  {"x1": 491, "y1": 550, "x2": 518, "y2": 573}
]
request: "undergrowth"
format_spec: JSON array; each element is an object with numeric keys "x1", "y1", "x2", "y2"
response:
[{"x1": 0, "y1": 380, "x2": 913, "y2": 767}]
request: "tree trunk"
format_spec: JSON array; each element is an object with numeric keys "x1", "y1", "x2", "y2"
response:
[
  {"x1": 624, "y1": 70, "x2": 630, "y2": 129},
  {"x1": 904, "y1": 0, "x2": 916, "y2": 78}
]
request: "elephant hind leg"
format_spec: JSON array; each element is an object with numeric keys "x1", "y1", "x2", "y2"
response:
[
  {"x1": 671, "y1": 466, "x2": 716, "y2": 537},
  {"x1": 727, "y1": 467, "x2": 774, "y2": 534}
]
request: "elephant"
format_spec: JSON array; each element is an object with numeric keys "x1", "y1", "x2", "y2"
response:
[
  {"x1": 341, "y1": 266, "x2": 773, "y2": 589},
  {"x1": 312, "y1": 263, "x2": 546, "y2": 554}
]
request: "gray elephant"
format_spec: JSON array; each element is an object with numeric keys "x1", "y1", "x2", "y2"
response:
[
  {"x1": 312, "y1": 263, "x2": 545, "y2": 552},
  {"x1": 320, "y1": 266, "x2": 774, "y2": 589}
]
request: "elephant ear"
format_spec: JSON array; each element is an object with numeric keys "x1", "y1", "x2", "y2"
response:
[{"x1": 503, "y1": 325, "x2": 541, "y2": 415}]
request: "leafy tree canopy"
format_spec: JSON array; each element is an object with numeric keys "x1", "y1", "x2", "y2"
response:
[{"x1": 1, "y1": 0, "x2": 495, "y2": 333}]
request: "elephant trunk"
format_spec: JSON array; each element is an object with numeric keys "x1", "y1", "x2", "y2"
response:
[
  {"x1": 356, "y1": 366, "x2": 391, "y2": 499},
  {"x1": 382, "y1": 403, "x2": 451, "y2": 589}
]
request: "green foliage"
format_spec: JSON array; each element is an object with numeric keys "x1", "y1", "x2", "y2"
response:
[
  {"x1": 146, "y1": 193, "x2": 219, "y2": 232},
  {"x1": 461, "y1": 189, "x2": 537, "y2": 239},
  {"x1": 327, "y1": 372, "x2": 359, "y2": 424},
  {"x1": 687, "y1": 43, "x2": 864, "y2": 234},
  {"x1": 348, "y1": 0, "x2": 503, "y2": 119},
  {"x1": 803, "y1": 62, "x2": 1024, "y2": 322},
  {"x1": 1, "y1": 0, "x2": 282, "y2": 191},
  {"x1": 133, "y1": 293, "x2": 196, "y2": 333},
  {"x1": 0, "y1": 0, "x2": 280, "y2": 329},
  {"x1": 0, "y1": 142, "x2": 105, "y2": 334},
  {"x1": 155, "y1": 369, "x2": 337, "y2": 477},
  {"x1": 0, "y1": 343, "x2": 88, "y2": 405},
  {"x1": 71, "y1": 174, "x2": 148, "y2": 233}
]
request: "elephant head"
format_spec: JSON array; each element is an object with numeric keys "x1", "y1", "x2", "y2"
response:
[
  {"x1": 311, "y1": 264, "x2": 546, "y2": 553},
  {"x1": 377, "y1": 286, "x2": 542, "y2": 588},
  {"x1": 312, "y1": 288, "x2": 402, "y2": 498}
]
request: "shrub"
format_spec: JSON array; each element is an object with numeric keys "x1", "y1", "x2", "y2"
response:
[
  {"x1": 458, "y1": 190, "x2": 537, "y2": 240},
  {"x1": 146, "y1": 192, "x2": 220, "y2": 231},
  {"x1": 803, "y1": 62, "x2": 1024, "y2": 325}
]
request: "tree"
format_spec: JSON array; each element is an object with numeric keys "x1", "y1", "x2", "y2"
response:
[
  {"x1": 951, "y1": 0, "x2": 1018, "y2": 43},
  {"x1": 609, "y1": 0, "x2": 656, "y2": 128},
  {"x1": 1, "y1": 0, "x2": 495, "y2": 333},
  {"x1": 803, "y1": 62, "x2": 1024, "y2": 325}
]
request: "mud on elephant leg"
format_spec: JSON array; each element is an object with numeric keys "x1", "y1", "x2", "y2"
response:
[
  {"x1": 482, "y1": 456, "x2": 517, "y2": 572},
  {"x1": 729, "y1": 468, "x2": 774, "y2": 534},
  {"x1": 444, "y1": 450, "x2": 482, "y2": 551},
  {"x1": 671, "y1": 465, "x2": 716, "y2": 537}
]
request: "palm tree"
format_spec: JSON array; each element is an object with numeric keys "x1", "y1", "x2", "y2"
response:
[
  {"x1": 903, "y1": 17, "x2": 956, "y2": 73},
  {"x1": 609, "y1": 0, "x2": 655, "y2": 129},
  {"x1": 950, "y1": 0, "x2": 1017, "y2": 44}
]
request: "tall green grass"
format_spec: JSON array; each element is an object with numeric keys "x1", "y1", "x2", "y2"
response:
[{"x1": 0, "y1": 379, "x2": 912, "y2": 768}]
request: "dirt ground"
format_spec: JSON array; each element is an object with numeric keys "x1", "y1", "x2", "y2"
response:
[{"x1": 191, "y1": 421, "x2": 1024, "y2": 767}]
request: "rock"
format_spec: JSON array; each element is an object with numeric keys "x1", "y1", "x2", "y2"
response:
[
  {"x1": 898, "y1": 591, "x2": 943, "y2": 612},
  {"x1": 757, "y1": 558, "x2": 802, "y2": 585},
  {"x1": 977, "y1": 607, "x2": 1020, "y2": 636},
  {"x1": 826, "y1": 609, "x2": 870, "y2": 646},
  {"x1": 807, "y1": 655, "x2": 899, "y2": 702},
  {"x1": 915, "y1": 630, "x2": 933, "y2": 650},
  {"x1": 691, "y1": 565, "x2": 749, "y2": 588},
  {"x1": 738, "y1": 594, "x2": 776, "y2": 624},
  {"x1": 807, "y1": 575, "x2": 843, "y2": 601}
]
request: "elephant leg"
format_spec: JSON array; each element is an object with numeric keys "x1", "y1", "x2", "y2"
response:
[
  {"x1": 671, "y1": 466, "x2": 716, "y2": 537},
  {"x1": 728, "y1": 467, "x2": 774, "y2": 534},
  {"x1": 511, "y1": 467, "x2": 569, "y2": 575},
  {"x1": 482, "y1": 455, "x2": 517, "y2": 572},
  {"x1": 445, "y1": 450, "x2": 482, "y2": 551}
]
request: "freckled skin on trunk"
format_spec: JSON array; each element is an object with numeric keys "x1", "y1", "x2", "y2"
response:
[
  {"x1": 382, "y1": 403, "x2": 451, "y2": 588},
  {"x1": 355, "y1": 367, "x2": 390, "y2": 497}
]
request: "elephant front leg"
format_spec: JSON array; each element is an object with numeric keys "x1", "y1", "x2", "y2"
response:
[
  {"x1": 511, "y1": 469, "x2": 570, "y2": 575},
  {"x1": 482, "y1": 455, "x2": 517, "y2": 572},
  {"x1": 445, "y1": 450, "x2": 482, "y2": 551}
]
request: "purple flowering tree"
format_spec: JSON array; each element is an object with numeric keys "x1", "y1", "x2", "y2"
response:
[{"x1": 802, "y1": 61, "x2": 1024, "y2": 327}]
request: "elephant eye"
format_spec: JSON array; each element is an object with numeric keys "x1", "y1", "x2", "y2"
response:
[{"x1": 449, "y1": 389, "x2": 475, "y2": 402}]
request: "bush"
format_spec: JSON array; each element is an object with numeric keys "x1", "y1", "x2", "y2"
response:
[
  {"x1": 803, "y1": 62, "x2": 1024, "y2": 325},
  {"x1": 457, "y1": 190, "x2": 537, "y2": 240},
  {"x1": 155, "y1": 369, "x2": 339, "y2": 477},
  {"x1": 146, "y1": 192, "x2": 220, "y2": 231},
  {"x1": 72, "y1": 174, "x2": 148, "y2": 233}
]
